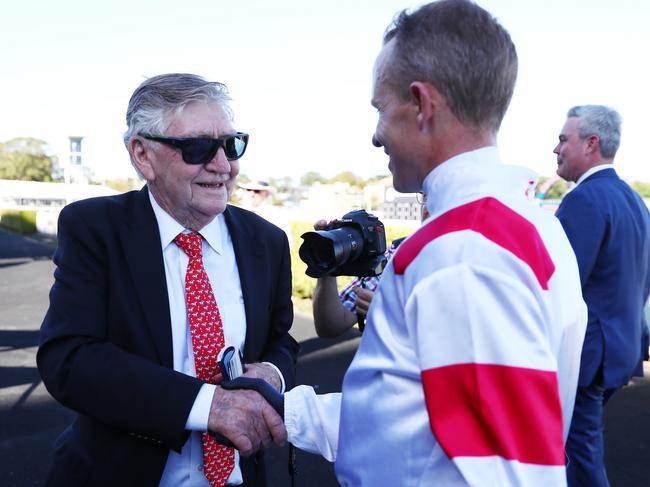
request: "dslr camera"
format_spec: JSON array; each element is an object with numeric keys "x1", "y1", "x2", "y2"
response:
[{"x1": 299, "y1": 209, "x2": 387, "y2": 278}]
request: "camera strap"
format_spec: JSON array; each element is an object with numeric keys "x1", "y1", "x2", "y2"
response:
[{"x1": 357, "y1": 277, "x2": 369, "y2": 332}]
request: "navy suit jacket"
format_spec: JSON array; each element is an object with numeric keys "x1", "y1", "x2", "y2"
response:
[
  {"x1": 37, "y1": 187, "x2": 299, "y2": 487},
  {"x1": 556, "y1": 169, "x2": 650, "y2": 388}
]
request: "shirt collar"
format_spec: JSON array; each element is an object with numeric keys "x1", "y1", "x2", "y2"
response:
[
  {"x1": 421, "y1": 146, "x2": 537, "y2": 217},
  {"x1": 148, "y1": 190, "x2": 226, "y2": 255},
  {"x1": 422, "y1": 146, "x2": 497, "y2": 215},
  {"x1": 576, "y1": 164, "x2": 615, "y2": 186}
]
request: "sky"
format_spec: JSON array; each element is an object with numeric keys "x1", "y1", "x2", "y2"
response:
[{"x1": 2, "y1": 0, "x2": 649, "y2": 184}]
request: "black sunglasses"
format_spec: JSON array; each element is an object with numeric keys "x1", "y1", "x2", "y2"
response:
[{"x1": 140, "y1": 132, "x2": 249, "y2": 164}]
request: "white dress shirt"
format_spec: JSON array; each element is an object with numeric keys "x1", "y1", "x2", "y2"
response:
[
  {"x1": 149, "y1": 192, "x2": 246, "y2": 486},
  {"x1": 576, "y1": 163, "x2": 615, "y2": 185}
]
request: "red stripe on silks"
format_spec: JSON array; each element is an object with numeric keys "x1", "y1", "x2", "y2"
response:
[
  {"x1": 422, "y1": 363, "x2": 565, "y2": 466},
  {"x1": 393, "y1": 197, "x2": 555, "y2": 289}
]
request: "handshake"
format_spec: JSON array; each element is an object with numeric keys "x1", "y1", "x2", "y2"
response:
[{"x1": 206, "y1": 348, "x2": 287, "y2": 457}]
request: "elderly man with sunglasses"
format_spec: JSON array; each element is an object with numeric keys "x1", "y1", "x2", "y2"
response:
[{"x1": 37, "y1": 73, "x2": 299, "y2": 487}]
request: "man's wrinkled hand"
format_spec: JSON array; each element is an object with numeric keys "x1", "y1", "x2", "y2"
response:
[
  {"x1": 208, "y1": 387, "x2": 286, "y2": 457},
  {"x1": 243, "y1": 362, "x2": 282, "y2": 391}
]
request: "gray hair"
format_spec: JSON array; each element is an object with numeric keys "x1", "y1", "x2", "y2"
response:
[
  {"x1": 382, "y1": 0, "x2": 518, "y2": 134},
  {"x1": 123, "y1": 73, "x2": 233, "y2": 148},
  {"x1": 567, "y1": 105, "x2": 622, "y2": 159}
]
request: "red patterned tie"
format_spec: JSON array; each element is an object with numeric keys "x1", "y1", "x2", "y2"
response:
[{"x1": 175, "y1": 232, "x2": 235, "y2": 487}]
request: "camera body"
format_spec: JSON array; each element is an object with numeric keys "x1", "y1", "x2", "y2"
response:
[{"x1": 299, "y1": 209, "x2": 387, "y2": 278}]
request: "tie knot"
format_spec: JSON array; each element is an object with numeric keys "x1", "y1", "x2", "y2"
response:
[{"x1": 175, "y1": 232, "x2": 203, "y2": 259}]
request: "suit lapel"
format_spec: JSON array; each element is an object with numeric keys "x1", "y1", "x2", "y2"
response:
[
  {"x1": 120, "y1": 187, "x2": 173, "y2": 367},
  {"x1": 223, "y1": 206, "x2": 266, "y2": 360}
]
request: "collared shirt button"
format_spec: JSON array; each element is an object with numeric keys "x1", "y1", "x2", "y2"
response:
[{"x1": 197, "y1": 464, "x2": 203, "y2": 471}]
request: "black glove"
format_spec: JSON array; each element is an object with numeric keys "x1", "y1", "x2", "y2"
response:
[{"x1": 221, "y1": 376, "x2": 284, "y2": 418}]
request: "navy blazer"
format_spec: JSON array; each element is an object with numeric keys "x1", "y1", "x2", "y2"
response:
[
  {"x1": 37, "y1": 187, "x2": 299, "y2": 487},
  {"x1": 556, "y1": 169, "x2": 650, "y2": 388}
]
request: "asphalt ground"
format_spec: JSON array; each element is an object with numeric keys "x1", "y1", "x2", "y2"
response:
[{"x1": 1, "y1": 227, "x2": 649, "y2": 486}]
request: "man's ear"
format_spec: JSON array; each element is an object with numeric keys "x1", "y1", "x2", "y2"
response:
[
  {"x1": 409, "y1": 81, "x2": 442, "y2": 131},
  {"x1": 585, "y1": 135, "x2": 600, "y2": 155},
  {"x1": 128, "y1": 137, "x2": 155, "y2": 181}
]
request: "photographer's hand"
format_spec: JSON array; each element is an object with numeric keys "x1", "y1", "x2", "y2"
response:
[
  {"x1": 314, "y1": 219, "x2": 327, "y2": 230},
  {"x1": 314, "y1": 219, "x2": 339, "y2": 231},
  {"x1": 353, "y1": 286, "x2": 375, "y2": 317}
]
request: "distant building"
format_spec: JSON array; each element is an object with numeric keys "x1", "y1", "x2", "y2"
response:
[
  {"x1": 300, "y1": 182, "x2": 365, "y2": 220},
  {"x1": 0, "y1": 179, "x2": 118, "y2": 210},
  {"x1": 52, "y1": 136, "x2": 90, "y2": 184},
  {"x1": 364, "y1": 177, "x2": 420, "y2": 221},
  {"x1": 0, "y1": 179, "x2": 119, "y2": 234},
  {"x1": 279, "y1": 177, "x2": 423, "y2": 224},
  {"x1": 380, "y1": 193, "x2": 421, "y2": 221}
]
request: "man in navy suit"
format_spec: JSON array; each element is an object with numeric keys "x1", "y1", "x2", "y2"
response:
[
  {"x1": 37, "y1": 73, "x2": 299, "y2": 487},
  {"x1": 554, "y1": 105, "x2": 650, "y2": 486}
]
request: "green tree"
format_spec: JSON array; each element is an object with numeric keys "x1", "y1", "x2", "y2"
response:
[
  {"x1": 237, "y1": 173, "x2": 251, "y2": 185},
  {"x1": 631, "y1": 181, "x2": 650, "y2": 198},
  {"x1": 269, "y1": 176, "x2": 293, "y2": 193},
  {"x1": 367, "y1": 173, "x2": 391, "y2": 183},
  {"x1": 102, "y1": 178, "x2": 141, "y2": 193},
  {"x1": 328, "y1": 171, "x2": 364, "y2": 188},
  {"x1": 300, "y1": 171, "x2": 326, "y2": 186},
  {"x1": 2, "y1": 137, "x2": 50, "y2": 155},
  {"x1": 536, "y1": 175, "x2": 568, "y2": 200},
  {"x1": 0, "y1": 137, "x2": 55, "y2": 182}
]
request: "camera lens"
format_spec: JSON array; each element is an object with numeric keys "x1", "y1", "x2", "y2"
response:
[
  {"x1": 299, "y1": 233, "x2": 337, "y2": 274},
  {"x1": 328, "y1": 227, "x2": 364, "y2": 264},
  {"x1": 299, "y1": 227, "x2": 364, "y2": 277}
]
